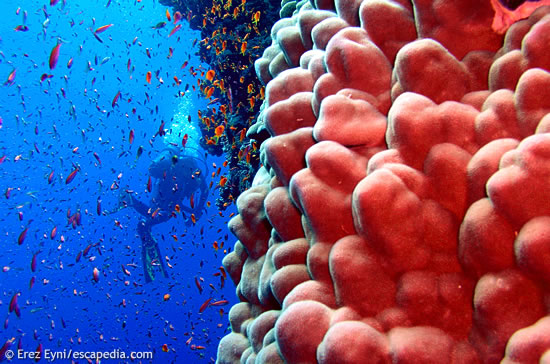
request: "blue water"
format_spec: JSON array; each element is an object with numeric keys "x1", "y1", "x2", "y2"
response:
[{"x1": 0, "y1": 0, "x2": 238, "y2": 362}]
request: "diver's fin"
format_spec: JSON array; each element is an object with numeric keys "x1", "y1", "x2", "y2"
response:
[{"x1": 140, "y1": 222, "x2": 169, "y2": 282}]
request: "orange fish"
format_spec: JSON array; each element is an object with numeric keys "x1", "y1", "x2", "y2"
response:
[
  {"x1": 214, "y1": 125, "x2": 224, "y2": 137},
  {"x1": 50, "y1": 226, "x2": 57, "y2": 239},
  {"x1": 165, "y1": 9, "x2": 171, "y2": 21},
  {"x1": 205, "y1": 87, "x2": 214, "y2": 99},
  {"x1": 49, "y1": 43, "x2": 61, "y2": 70},
  {"x1": 112, "y1": 91, "x2": 121, "y2": 107},
  {"x1": 195, "y1": 277, "x2": 203, "y2": 294},
  {"x1": 205, "y1": 70, "x2": 215, "y2": 82},
  {"x1": 147, "y1": 176, "x2": 152, "y2": 192},
  {"x1": 146, "y1": 71, "x2": 152, "y2": 84},
  {"x1": 190, "y1": 193, "x2": 194, "y2": 209},
  {"x1": 219, "y1": 176, "x2": 227, "y2": 187},
  {"x1": 252, "y1": 11, "x2": 260, "y2": 24},
  {"x1": 162, "y1": 344, "x2": 169, "y2": 352},
  {"x1": 65, "y1": 167, "x2": 78, "y2": 184},
  {"x1": 181, "y1": 133, "x2": 188, "y2": 147},
  {"x1": 181, "y1": 61, "x2": 188, "y2": 69},
  {"x1": 163, "y1": 293, "x2": 170, "y2": 301},
  {"x1": 191, "y1": 214, "x2": 196, "y2": 224},
  {"x1": 210, "y1": 299, "x2": 229, "y2": 306},
  {"x1": 4, "y1": 69, "x2": 16, "y2": 86},
  {"x1": 239, "y1": 128, "x2": 246, "y2": 142},
  {"x1": 199, "y1": 298, "x2": 212, "y2": 313},
  {"x1": 240, "y1": 41, "x2": 247, "y2": 55},
  {"x1": 174, "y1": 204, "x2": 180, "y2": 213},
  {"x1": 92, "y1": 267, "x2": 99, "y2": 282},
  {"x1": 168, "y1": 24, "x2": 181, "y2": 37},
  {"x1": 219, "y1": 266, "x2": 227, "y2": 279},
  {"x1": 129, "y1": 129, "x2": 134, "y2": 144},
  {"x1": 95, "y1": 24, "x2": 113, "y2": 34}
]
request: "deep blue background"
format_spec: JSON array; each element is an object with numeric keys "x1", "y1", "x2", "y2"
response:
[{"x1": 0, "y1": 0, "x2": 238, "y2": 362}]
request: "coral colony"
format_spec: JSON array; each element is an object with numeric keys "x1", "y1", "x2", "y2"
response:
[{"x1": 216, "y1": 0, "x2": 550, "y2": 363}]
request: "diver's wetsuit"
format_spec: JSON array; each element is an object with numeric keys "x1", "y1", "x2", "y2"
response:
[{"x1": 128, "y1": 147, "x2": 208, "y2": 282}]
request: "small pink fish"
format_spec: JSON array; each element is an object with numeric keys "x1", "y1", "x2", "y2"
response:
[
  {"x1": 4, "y1": 69, "x2": 16, "y2": 86},
  {"x1": 93, "y1": 152, "x2": 101, "y2": 164},
  {"x1": 14, "y1": 25, "x2": 29, "y2": 32},
  {"x1": 95, "y1": 24, "x2": 113, "y2": 34},
  {"x1": 65, "y1": 167, "x2": 78, "y2": 184},
  {"x1": 158, "y1": 121, "x2": 165, "y2": 136},
  {"x1": 40, "y1": 73, "x2": 53, "y2": 82},
  {"x1": 112, "y1": 90, "x2": 121, "y2": 107},
  {"x1": 168, "y1": 24, "x2": 181, "y2": 38},
  {"x1": 49, "y1": 43, "x2": 61, "y2": 70},
  {"x1": 9, "y1": 292, "x2": 19, "y2": 313},
  {"x1": 18, "y1": 228, "x2": 28, "y2": 245},
  {"x1": 129, "y1": 129, "x2": 135, "y2": 144},
  {"x1": 31, "y1": 252, "x2": 38, "y2": 272}
]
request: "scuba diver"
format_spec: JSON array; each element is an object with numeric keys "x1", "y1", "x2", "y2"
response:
[{"x1": 117, "y1": 145, "x2": 208, "y2": 282}]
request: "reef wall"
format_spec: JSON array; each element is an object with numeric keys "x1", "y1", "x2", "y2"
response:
[{"x1": 217, "y1": 0, "x2": 550, "y2": 362}]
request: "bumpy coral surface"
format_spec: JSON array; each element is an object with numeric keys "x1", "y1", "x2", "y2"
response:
[{"x1": 217, "y1": 1, "x2": 550, "y2": 363}]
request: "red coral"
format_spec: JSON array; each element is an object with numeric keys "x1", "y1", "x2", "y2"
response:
[{"x1": 217, "y1": 1, "x2": 550, "y2": 363}]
